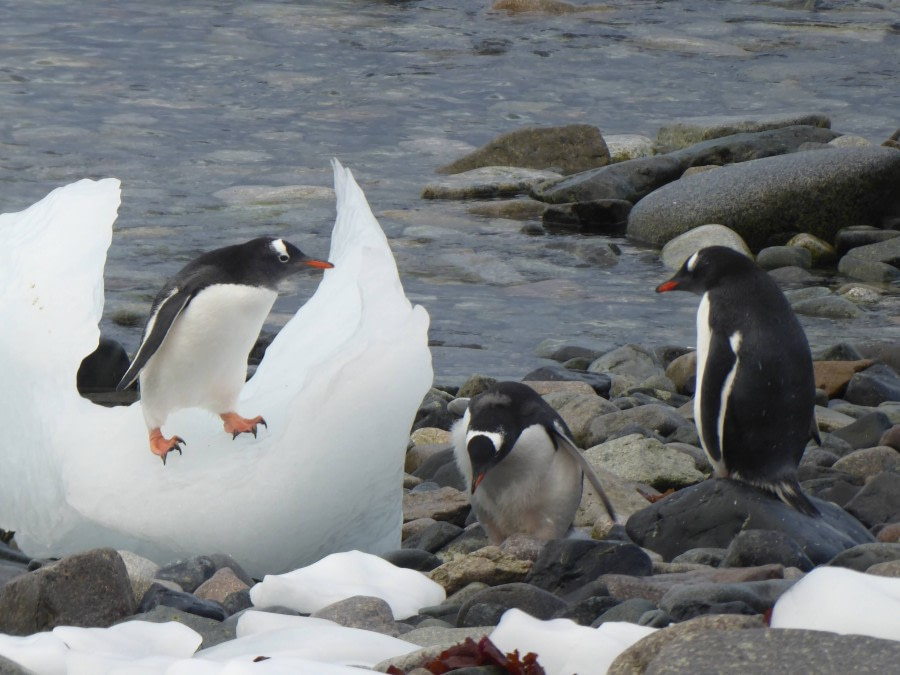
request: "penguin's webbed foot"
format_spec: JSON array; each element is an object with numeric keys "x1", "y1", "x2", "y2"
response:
[
  {"x1": 221, "y1": 412, "x2": 267, "y2": 440},
  {"x1": 148, "y1": 429, "x2": 186, "y2": 466}
]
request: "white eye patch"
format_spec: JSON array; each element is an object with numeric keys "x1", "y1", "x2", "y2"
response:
[
  {"x1": 686, "y1": 251, "x2": 699, "y2": 271},
  {"x1": 466, "y1": 430, "x2": 503, "y2": 453},
  {"x1": 270, "y1": 239, "x2": 289, "y2": 259}
]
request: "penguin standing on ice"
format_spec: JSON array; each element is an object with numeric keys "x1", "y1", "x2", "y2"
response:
[
  {"x1": 452, "y1": 381, "x2": 616, "y2": 544},
  {"x1": 656, "y1": 246, "x2": 820, "y2": 516},
  {"x1": 117, "y1": 237, "x2": 333, "y2": 464}
]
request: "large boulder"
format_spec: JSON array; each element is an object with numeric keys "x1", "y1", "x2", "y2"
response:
[
  {"x1": 532, "y1": 156, "x2": 684, "y2": 204},
  {"x1": 627, "y1": 147, "x2": 900, "y2": 249}
]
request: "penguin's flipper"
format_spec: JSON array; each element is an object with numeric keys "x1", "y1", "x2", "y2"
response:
[
  {"x1": 550, "y1": 420, "x2": 617, "y2": 522},
  {"x1": 697, "y1": 329, "x2": 739, "y2": 466},
  {"x1": 116, "y1": 287, "x2": 194, "y2": 391},
  {"x1": 809, "y1": 414, "x2": 822, "y2": 446}
]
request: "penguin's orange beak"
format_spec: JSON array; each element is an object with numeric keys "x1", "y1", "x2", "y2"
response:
[
  {"x1": 656, "y1": 279, "x2": 678, "y2": 293},
  {"x1": 472, "y1": 472, "x2": 486, "y2": 494},
  {"x1": 305, "y1": 259, "x2": 334, "y2": 269}
]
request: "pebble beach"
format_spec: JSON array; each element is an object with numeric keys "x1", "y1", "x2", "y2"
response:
[{"x1": 2, "y1": 0, "x2": 900, "y2": 672}]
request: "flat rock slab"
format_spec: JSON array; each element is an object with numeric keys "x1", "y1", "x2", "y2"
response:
[
  {"x1": 626, "y1": 478, "x2": 874, "y2": 564},
  {"x1": 627, "y1": 147, "x2": 900, "y2": 249},
  {"x1": 422, "y1": 166, "x2": 563, "y2": 199},
  {"x1": 656, "y1": 112, "x2": 831, "y2": 150}
]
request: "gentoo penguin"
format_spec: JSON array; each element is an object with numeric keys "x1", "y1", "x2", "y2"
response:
[
  {"x1": 452, "y1": 381, "x2": 616, "y2": 544},
  {"x1": 117, "y1": 237, "x2": 333, "y2": 464},
  {"x1": 656, "y1": 246, "x2": 820, "y2": 516}
]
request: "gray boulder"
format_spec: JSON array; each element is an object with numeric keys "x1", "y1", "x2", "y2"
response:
[
  {"x1": 656, "y1": 112, "x2": 831, "y2": 150},
  {"x1": 627, "y1": 147, "x2": 900, "y2": 249},
  {"x1": 667, "y1": 125, "x2": 840, "y2": 168},
  {"x1": 660, "y1": 224, "x2": 751, "y2": 270},
  {"x1": 838, "y1": 236, "x2": 900, "y2": 283}
]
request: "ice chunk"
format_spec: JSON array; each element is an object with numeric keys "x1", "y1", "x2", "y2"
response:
[
  {"x1": 249, "y1": 550, "x2": 446, "y2": 620},
  {"x1": 490, "y1": 609, "x2": 656, "y2": 675},
  {"x1": 0, "y1": 632, "x2": 68, "y2": 675},
  {"x1": 0, "y1": 160, "x2": 433, "y2": 576},
  {"x1": 771, "y1": 566, "x2": 900, "y2": 641}
]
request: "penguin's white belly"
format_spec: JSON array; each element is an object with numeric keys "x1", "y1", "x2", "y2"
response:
[
  {"x1": 694, "y1": 292, "x2": 728, "y2": 477},
  {"x1": 139, "y1": 284, "x2": 277, "y2": 428},
  {"x1": 471, "y1": 426, "x2": 582, "y2": 542}
]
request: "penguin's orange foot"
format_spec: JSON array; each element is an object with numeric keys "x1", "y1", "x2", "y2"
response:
[
  {"x1": 149, "y1": 428, "x2": 185, "y2": 466},
  {"x1": 220, "y1": 412, "x2": 267, "y2": 439}
]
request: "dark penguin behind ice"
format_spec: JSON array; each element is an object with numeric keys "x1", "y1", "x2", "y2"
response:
[{"x1": 657, "y1": 246, "x2": 820, "y2": 516}]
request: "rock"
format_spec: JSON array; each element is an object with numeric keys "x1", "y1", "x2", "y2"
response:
[
  {"x1": 631, "y1": 628, "x2": 900, "y2": 673},
  {"x1": 665, "y1": 351, "x2": 697, "y2": 395},
  {"x1": 403, "y1": 486, "x2": 470, "y2": 526},
  {"x1": 0, "y1": 654, "x2": 32, "y2": 674},
  {"x1": 193, "y1": 568, "x2": 249, "y2": 604},
  {"x1": 605, "y1": 134, "x2": 655, "y2": 162},
  {"x1": 838, "y1": 236, "x2": 900, "y2": 283},
  {"x1": 124, "y1": 605, "x2": 232, "y2": 649},
  {"x1": 438, "y1": 525, "x2": 491, "y2": 560},
  {"x1": 868, "y1": 560, "x2": 900, "y2": 577},
  {"x1": 584, "y1": 434, "x2": 706, "y2": 491},
  {"x1": 881, "y1": 425, "x2": 900, "y2": 451},
  {"x1": 792, "y1": 294, "x2": 864, "y2": 319},
  {"x1": 590, "y1": 344, "x2": 664, "y2": 382},
  {"x1": 312, "y1": 595, "x2": 398, "y2": 636},
  {"x1": 585, "y1": 404, "x2": 690, "y2": 447},
  {"x1": 826, "y1": 543, "x2": 900, "y2": 572},
  {"x1": 422, "y1": 166, "x2": 564, "y2": 200},
  {"x1": 374, "y1": 626, "x2": 493, "y2": 674},
  {"x1": 542, "y1": 199, "x2": 632, "y2": 234},
  {"x1": 575, "y1": 468, "x2": 658, "y2": 530},
  {"x1": 608, "y1": 613, "x2": 766, "y2": 674},
  {"x1": 877, "y1": 523, "x2": 900, "y2": 543},
  {"x1": 756, "y1": 246, "x2": 812, "y2": 270},
  {"x1": 499, "y1": 534, "x2": 547, "y2": 562},
  {"x1": 844, "y1": 470, "x2": 900, "y2": 527},
  {"x1": 382, "y1": 549, "x2": 443, "y2": 573},
  {"x1": 838, "y1": 283, "x2": 882, "y2": 305},
  {"x1": 428, "y1": 546, "x2": 532, "y2": 595},
  {"x1": 155, "y1": 556, "x2": 217, "y2": 594},
  {"x1": 660, "y1": 225, "x2": 752, "y2": 270},
  {"x1": 659, "y1": 579, "x2": 795, "y2": 622},
  {"x1": 457, "y1": 583, "x2": 567, "y2": 626},
  {"x1": 834, "y1": 225, "x2": 900, "y2": 256},
  {"x1": 138, "y1": 583, "x2": 226, "y2": 621},
  {"x1": 655, "y1": 113, "x2": 831, "y2": 150},
  {"x1": 0, "y1": 548, "x2": 135, "y2": 635},
  {"x1": 785, "y1": 232, "x2": 837, "y2": 266},
  {"x1": 830, "y1": 134, "x2": 872, "y2": 148},
  {"x1": 532, "y1": 155, "x2": 684, "y2": 205},
  {"x1": 813, "y1": 360, "x2": 875, "y2": 399},
  {"x1": 410, "y1": 427, "x2": 453, "y2": 446},
  {"x1": 456, "y1": 374, "x2": 498, "y2": 399},
  {"x1": 593, "y1": 598, "x2": 657, "y2": 626},
  {"x1": 720, "y1": 530, "x2": 813, "y2": 572},
  {"x1": 671, "y1": 549, "x2": 726, "y2": 567},
  {"x1": 521, "y1": 364, "x2": 611, "y2": 396},
  {"x1": 403, "y1": 521, "x2": 465, "y2": 554},
  {"x1": 627, "y1": 147, "x2": 900, "y2": 249},
  {"x1": 117, "y1": 550, "x2": 162, "y2": 604},
  {"x1": 844, "y1": 364, "x2": 900, "y2": 407},
  {"x1": 76, "y1": 337, "x2": 131, "y2": 394},
  {"x1": 526, "y1": 539, "x2": 653, "y2": 597},
  {"x1": 666, "y1": 125, "x2": 840, "y2": 168},
  {"x1": 414, "y1": 388, "x2": 456, "y2": 431},
  {"x1": 412, "y1": 447, "x2": 457, "y2": 482},
  {"x1": 626, "y1": 478, "x2": 874, "y2": 564},
  {"x1": 555, "y1": 393, "x2": 619, "y2": 447},
  {"x1": 436, "y1": 125, "x2": 610, "y2": 176},
  {"x1": 533, "y1": 338, "x2": 612, "y2": 363},
  {"x1": 832, "y1": 447, "x2": 900, "y2": 481},
  {"x1": 857, "y1": 342, "x2": 900, "y2": 374}
]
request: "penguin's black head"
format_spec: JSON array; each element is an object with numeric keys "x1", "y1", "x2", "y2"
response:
[
  {"x1": 464, "y1": 382, "x2": 551, "y2": 493},
  {"x1": 656, "y1": 245, "x2": 755, "y2": 295},
  {"x1": 236, "y1": 237, "x2": 334, "y2": 288}
]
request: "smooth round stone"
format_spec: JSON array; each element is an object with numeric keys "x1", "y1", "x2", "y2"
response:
[
  {"x1": 591, "y1": 598, "x2": 658, "y2": 627},
  {"x1": 457, "y1": 583, "x2": 567, "y2": 626},
  {"x1": 756, "y1": 245, "x2": 812, "y2": 270},
  {"x1": 721, "y1": 529, "x2": 814, "y2": 572},
  {"x1": 791, "y1": 294, "x2": 863, "y2": 319},
  {"x1": 659, "y1": 224, "x2": 751, "y2": 270},
  {"x1": 826, "y1": 542, "x2": 900, "y2": 572},
  {"x1": 843, "y1": 472, "x2": 900, "y2": 528},
  {"x1": 785, "y1": 232, "x2": 837, "y2": 266},
  {"x1": 383, "y1": 548, "x2": 443, "y2": 572},
  {"x1": 137, "y1": 583, "x2": 226, "y2": 621}
]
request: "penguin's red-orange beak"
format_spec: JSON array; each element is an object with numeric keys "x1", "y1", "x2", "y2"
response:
[
  {"x1": 656, "y1": 279, "x2": 678, "y2": 293},
  {"x1": 472, "y1": 472, "x2": 486, "y2": 494},
  {"x1": 305, "y1": 259, "x2": 334, "y2": 270}
]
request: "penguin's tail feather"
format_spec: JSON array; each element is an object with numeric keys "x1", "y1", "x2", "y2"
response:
[{"x1": 772, "y1": 479, "x2": 820, "y2": 518}]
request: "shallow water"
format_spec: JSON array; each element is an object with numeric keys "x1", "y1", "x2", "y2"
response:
[{"x1": 2, "y1": 0, "x2": 898, "y2": 384}]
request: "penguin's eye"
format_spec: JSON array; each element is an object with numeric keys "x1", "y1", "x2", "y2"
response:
[{"x1": 278, "y1": 254, "x2": 290, "y2": 263}]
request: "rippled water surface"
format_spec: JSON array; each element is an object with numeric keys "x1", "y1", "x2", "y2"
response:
[{"x1": 2, "y1": 0, "x2": 898, "y2": 383}]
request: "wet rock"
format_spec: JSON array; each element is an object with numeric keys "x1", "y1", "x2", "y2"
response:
[
  {"x1": 655, "y1": 113, "x2": 831, "y2": 150},
  {"x1": 838, "y1": 236, "x2": 900, "y2": 283},
  {"x1": 402, "y1": 486, "x2": 470, "y2": 526},
  {"x1": 666, "y1": 125, "x2": 840, "y2": 168},
  {"x1": 838, "y1": 283, "x2": 882, "y2": 305},
  {"x1": 584, "y1": 434, "x2": 706, "y2": 491},
  {"x1": 834, "y1": 225, "x2": 900, "y2": 256},
  {"x1": 791, "y1": 294, "x2": 863, "y2": 319},
  {"x1": 0, "y1": 548, "x2": 135, "y2": 635},
  {"x1": 138, "y1": 583, "x2": 226, "y2": 621},
  {"x1": 542, "y1": 199, "x2": 632, "y2": 234},
  {"x1": 785, "y1": 232, "x2": 837, "y2": 266},
  {"x1": 756, "y1": 245, "x2": 811, "y2": 270},
  {"x1": 532, "y1": 155, "x2": 684, "y2": 205},
  {"x1": 585, "y1": 406, "x2": 692, "y2": 447},
  {"x1": 632, "y1": 628, "x2": 900, "y2": 674},
  {"x1": 521, "y1": 364, "x2": 611, "y2": 396},
  {"x1": 526, "y1": 539, "x2": 653, "y2": 596},
  {"x1": 437, "y1": 124, "x2": 609, "y2": 176},
  {"x1": 843, "y1": 471, "x2": 900, "y2": 528},
  {"x1": 457, "y1": 583, "x2": 566, "y2": 626},
  {"x1": 422, "y1": 166, "x2": 563, "y2": 200},
  {"x1": 466, "y1": 198, "x2": 547, "y2": 220},
  {"x1": 428, "y1": 546, "x2": 532, "y2": 595},
  {"x1": 382, "y1": 548, "x2": 443, "y2": 573},
  {"x1": 627, "y1": 147, "x2": 900, "y2": 249},
  {"x1": 626, "y1": 478, "x2": 874, "y2": 564},
  {"x1": 844, "y1": 364, "x2": 900, "y2": 407},
  {"x1": 659, "y1": 224, "x2": 751, "y2": 270},
  {"x1": 312, "y1": 595, "x2": 399, "y2": 636},
  {"x1": 813, "y1": 360, "x2": 875, "y2": 399},
  {"x1": 721, "y1": 530, "x2": 813, "y2": 572}
]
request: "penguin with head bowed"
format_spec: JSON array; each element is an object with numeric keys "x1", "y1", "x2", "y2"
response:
[
  {"x1": 117, "y1": 236, "x2": 333, "y2": 464},
  {"x1": 656, "y1": 246, "x2": 820, "y2": 516},
  {"x1": 452, "y1": 381, "x2": 616, "y2": 544}
]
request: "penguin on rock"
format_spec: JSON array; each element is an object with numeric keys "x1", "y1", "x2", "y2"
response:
[
  {"x1": 656, "y1": 246, "x2": 820, "y2": 516},
  {"x1": 452, "y1": 381, "x2": 616, "y2": 544},
  {"x1": 117, "y1": 237, "x2": 333, "y2": 464}
]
